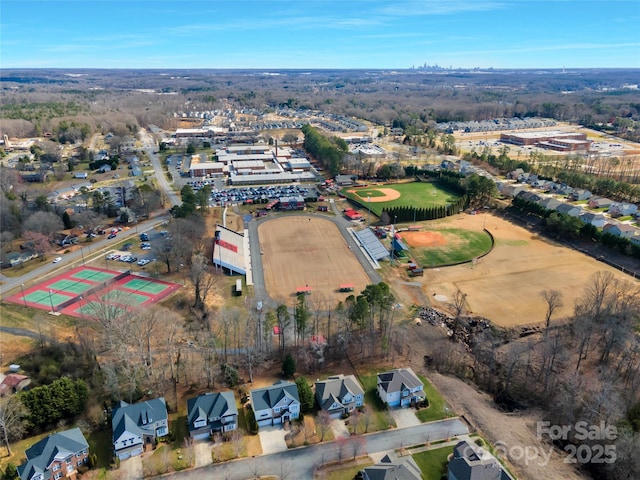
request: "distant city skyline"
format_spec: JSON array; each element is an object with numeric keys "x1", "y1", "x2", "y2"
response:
[{"x1": 2, "y1": 1, "x2": 639, "y2": 70}]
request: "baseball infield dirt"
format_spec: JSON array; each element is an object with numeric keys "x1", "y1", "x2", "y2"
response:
[{"x1": 258, "y1": 216, "x2": 371, "y2": 304}]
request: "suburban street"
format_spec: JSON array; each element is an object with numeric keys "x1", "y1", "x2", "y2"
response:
[
  {"x1": 0, "y1": 131, "x2": 178, "y2": 299},
  {"x1": 0, "y1": 215, "x2": 171, "y2": 299},
  {"x1": 165, "y1": 418, "x2": 469, "y2": 480},
  {"x1": 140, "y1": 129, "x2": 181, "y2": 207}
]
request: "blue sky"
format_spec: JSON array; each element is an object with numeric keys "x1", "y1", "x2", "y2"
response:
[{"x1": 2, "y1": 0, "x2": 639, "y2": 69}]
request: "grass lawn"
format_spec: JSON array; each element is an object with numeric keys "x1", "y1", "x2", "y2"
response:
[
  {"x1": 318, "y1": 462, "x2": 373, "y2": 480},
  {"x1": 358, "y1": 371, "x2": 396, "y2": 431},
  {"x1": 412, "y1": 229, "x2": 493, "y2": 267},
  {"x1": 412, "y1": 445, "x2": 454, "y2": 480},
  {"x1": 341, "y1": 182, "x2": 461, "y2": 216},
  {"x1": 142, "y1": 444, "x2": 191, "y2": 477},
  {"x1": 415, "y1": 374, "x2": 452, "y2": 423}
]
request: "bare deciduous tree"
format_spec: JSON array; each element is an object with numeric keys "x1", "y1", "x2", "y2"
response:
[
  {"x1": 540, "y1": 289, "x2": 563, "y2": 335},
  {"x1": 0, "y1": 396, "x2": 26, "y2": 456}
]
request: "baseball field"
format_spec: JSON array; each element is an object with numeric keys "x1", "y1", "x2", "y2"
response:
[
  {"x1": 415, "y1": 213, "x2": 639, "y2": 327},
  {"x1": 342, "y1": 182, "x2": 461, "y2": 216},
  {"x1": 258, "y1": 216, "x2": 371, "y2": 304}
]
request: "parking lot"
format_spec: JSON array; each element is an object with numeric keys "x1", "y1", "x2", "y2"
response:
[{"x1": 204, "y1": 184, "x2": 317, "y2": 207}]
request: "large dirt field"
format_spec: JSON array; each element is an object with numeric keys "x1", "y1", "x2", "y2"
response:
[
  {"x1": 258, "y1": 216, "x2": 371, "y2": 304},
  {"x1": 397, "y1": 213, "x2": 639, "y2": 327}
]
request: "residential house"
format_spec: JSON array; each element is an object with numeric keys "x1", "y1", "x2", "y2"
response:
[
  {"x1": 448, "y1": 440, "x2": 511, "y2": 480},
  {"x1": 186, "y1": 392, "x2": 238, "y2": 440},
  {"x1": 376, "y1": 368, "x2": 425, "y2": 408},
  {"x1": 315, "y1": 374, "x2": 365, "y2": 419},
  {"x1": 0, "y1": 250, "x2": 39, "y2": 269},
  {"x1": 516, "y1": 172, "x2": 531, "y2": 183},
  {"x1": 557, "y1": 185, "x2": 575, "y2": 196},
  {"x1": 18, "y1": 427, "x2": 89, "y2": 480},
  {"x1": 501, "y1": 184, "x2": 527, "y2": 198},
  {"x1": 579, "y1": 212, "x2": 607, "y2": 228},
  {"x1": 250, "y1": 380, "x2": 300, "y2": 428},
  {"x1": 537, "y1": 197, "x2": 562, "y2": 211},
  {"x1": 569, "y1": 189, "x2": 592, "y2": 201},
  {"x1": 603, "y1": 223, "x2": 639, "y2": 239},
  {"x1": 608, "y1": 202, "x2": 638, "y2": 218},
  {"x1": 532, "y1": 179, "x2": 552, "y2": 190},
  {"x1": 0, "y1": 373, "x2": 31, "y2": 396},
  {"x1": 111, "y1": 397, "x2": 169, "y2": 460},
  {"x1": 588, "y1": 196, "x2": 614, "y2": 210},
  {"x1": 506, "y1": 168, "x2": 524, "y2": 180},
  {"x1": 361, "y1": 454, "x2": 422, "y2": 480},
  {"x1": 515, "y1": 191, "x2": 541, "y2": 203},
  {"x1": 555, "y1": 203, "x2": 582, "y2": 217}
]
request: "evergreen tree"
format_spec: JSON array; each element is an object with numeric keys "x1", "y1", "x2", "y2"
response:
[
  {"x1": 295, "y1": 377, "x2": 314, "y2": 413},
  {"x1": 282, "y1": 354, "x2": 296, "y2": 378}
]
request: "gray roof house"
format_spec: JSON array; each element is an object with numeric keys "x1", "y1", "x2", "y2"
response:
[
  {"x1": 579, "y1": 212, "x2": 607, "y2": 228},
  {"x1": 588, "y1": 196, "x2": 614, "y2": 210},
  {"x1": 112, "y1": 397, "x2": 169, "y2": 460},
  {"x1": 18, "y1": 427, "x2": 89, "y2": 480},
  {"x1": 315, "y1": 374, "x2": 365, "y2": 418},
  {"x1": 603, "y1": 223, "x2": 639, "y2": 239},
  {"x1": 250, "y1": 380, "x2": 300, "y2": 428},
  {"x1": 516, "y1": 191, "x2": 542, "y2": 203},
  {"x1": 555, "y1": 202, "x2": 582, "y2": 217},
  {"x1": 448, "y1": 440, "x2": 511, "y2": 480},
  {"x1": 361, "y1": 454, "x2": 422, "y2": 480},
  {"x1": 609, "y1": 202, "x2": 638, "y2": 218},
  {"x1": 569, "y1": 189, "x2": 592, "y2": 201},
  {"x1": 537, "y1": 197, "x2": 562, "y2": 211},
  {"x1": 376, "y1": 368, "x2": 425, "y2": 407},
  {"x1": 186, "y1": 391, "x2": 238, "y2": 440}
]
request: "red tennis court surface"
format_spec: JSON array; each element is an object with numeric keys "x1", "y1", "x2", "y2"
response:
[{"x1": 6, "y1": 266, "x2": 181, "y2": 318}]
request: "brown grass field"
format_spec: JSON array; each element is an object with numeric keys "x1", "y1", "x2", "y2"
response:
[
  {"x1": 403, "y1": 213, "x2": 639, "y2": 328},
  {"x1": 258, "y1": 216, "x2": 371, "y2": 304}
]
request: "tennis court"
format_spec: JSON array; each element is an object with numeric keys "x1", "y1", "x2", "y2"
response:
[
  {"x1": 102, "y1": 289, "x2": 150, "y2": 305},
  {"x1": 23, "y1": 290, "x2": 73, "y2": 308},
  {"x1": 47, "y1": 279, "x2": 95, "y2": 295},
  {"x1": 71, "y1": 269, "x2": 118, "y2": 282},
  {"x1": 6, "y1": 265, "x2": 182, "y2": 318},
  {"x1": 122, "y1": 278, "x2": 171, "y2": 295}
]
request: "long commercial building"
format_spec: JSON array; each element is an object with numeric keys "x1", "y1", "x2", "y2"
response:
[{"x1": 500, "y1": 131, "x2": 591, "y2": 151}]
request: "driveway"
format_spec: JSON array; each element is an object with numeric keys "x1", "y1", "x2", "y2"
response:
[
  {"x1": 330, "y1": 418, "x2": 350, "y2": 438},
  {"x1": 258, "y1": 425, "x2": 288, "y2": 454},
  {"x1": 193, "y1": 441, "x2": 212, "y2": 468},
  {"x1": 120, "y1": 455, "x2": 143, "y2": 480},
  {"x1": 390, "y1": 408, "x2": 421, "y2": 428}
]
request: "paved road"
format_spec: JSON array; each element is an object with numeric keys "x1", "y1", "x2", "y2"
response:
[
  {"x1": 139, "y1": 129, "x2": 181, "y2": 207},
  {"x1": 164, "y1": 418, "x2": 469, "y2": 479}
]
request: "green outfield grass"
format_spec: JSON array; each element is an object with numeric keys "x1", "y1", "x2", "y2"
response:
[
  {"x1": 342, "y1": 182, "x2": 461, "y2": 216},
  {"x1": 408, "y1": 229, "x2": 493, "y2": 267}
]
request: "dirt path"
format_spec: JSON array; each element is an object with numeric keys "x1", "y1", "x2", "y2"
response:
[{"x1": 425, "y1": 372, "x2": 587, "y2": 480}]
